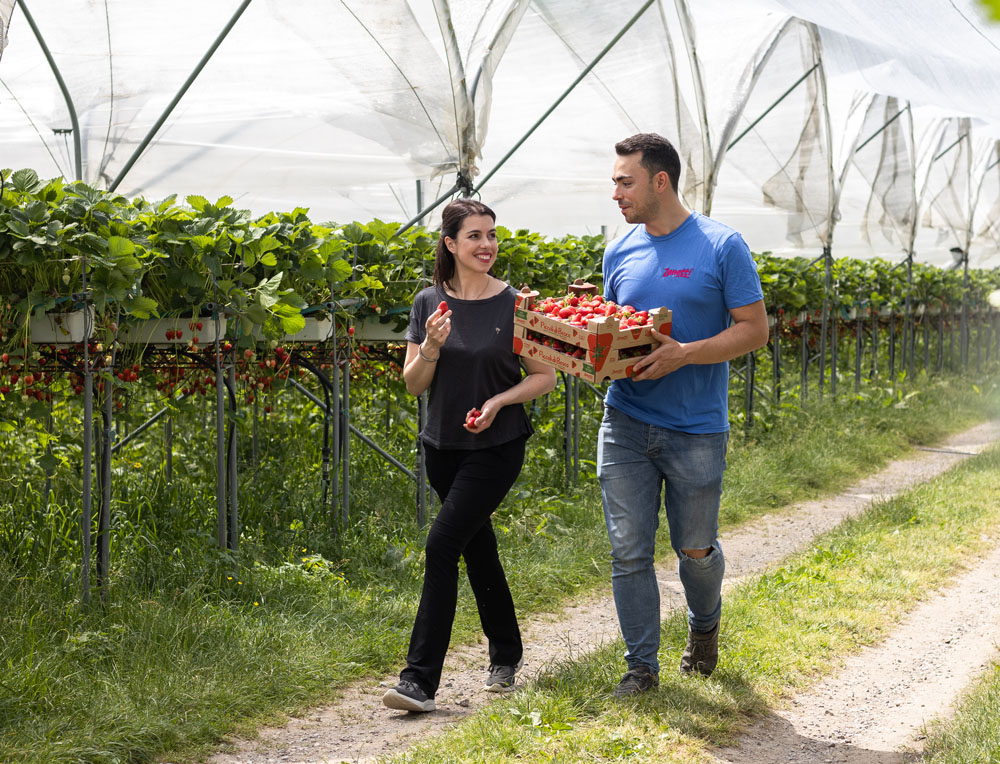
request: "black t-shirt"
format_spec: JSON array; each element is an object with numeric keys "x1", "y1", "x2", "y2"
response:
[{"x1": 406, "y1": 284, "x2": 533, "y2": 450}]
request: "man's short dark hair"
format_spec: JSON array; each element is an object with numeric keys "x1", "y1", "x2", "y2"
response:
[{"x1": 615, "y1": 133, "x2": 681, "y2": 193}]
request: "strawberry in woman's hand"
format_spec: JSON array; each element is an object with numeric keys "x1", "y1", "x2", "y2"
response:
[
  {"x1": 438, "y1": 301, "x2": 449, "y2": 314},
  {"x1": 465, "y1": 407, "x2": 483, "y2": 429}
]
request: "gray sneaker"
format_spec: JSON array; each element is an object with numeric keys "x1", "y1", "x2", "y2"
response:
[
  {"x1": 484, "y1": 656, "x2": 524, "y2": 692},
  {"x1": 680, "y1": 621, "x2": 719, "y2": 676},
  {"x1": 382, "y1": 679, "x2": 436, "y2": 712},
  {"x1": 612, "y1": 664, "x2": 659, "y2": 698}
]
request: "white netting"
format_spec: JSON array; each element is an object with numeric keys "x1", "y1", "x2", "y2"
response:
[
  {"x1": 851, "y1": 95, "x2": 918, "y2": 252},
  {"x1": 0, "y1": 0, "x2": 12, "y2": 61},
  {"x1": 1, "y1": 0, "x2": 999, "y2": 265}
]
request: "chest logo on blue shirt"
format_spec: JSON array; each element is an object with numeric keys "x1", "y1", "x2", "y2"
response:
[{"x1": 662, "y1": 267, "x2": 693, "y2": 279}]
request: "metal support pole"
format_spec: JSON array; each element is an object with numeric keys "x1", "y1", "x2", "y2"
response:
[
  {"x1": 110, "y1": 0, "x2": 254, "y2": 192},
  {"x1": 42, "y1": 411, "x2": 53, "y2": 506},
  {"x1": 728, "y1": 63, "x2": 823, "y2": 153},
  {"x1": 473, "y1": 0, "x2": 656, "y2": 195},
  {"x1": 904, "y1": 254, "x2": 914, "y2": 377},
  {"x1": 81, "y1": 354, "x2": 93, "y2": 605},
  {"x1": 818, "y1": 247, "x2": 831, "y2": 395},
  {"x1": 830, "y1": 304, "x2": 839, "y2": 397},
  {"x1": 854, "y1": 309, "x2": 863, "y2": 393},
  {"x1": 111, "y1": 405, "x2": 171, "y2": 454},
  {"x1": 342, "y1": 357, "x2": 350, "y2": 527},
  {"x1": 573, "y1": 375, "x2": 580, "y2": 485},
  {"x1": 871, "y1": 309, "x2": 879, "y2": 379},
  {"x1": 923, "y1": 315, "x2": 930, "y2": 372},
  {"x1": 800, "y1": 317, "x2": 809, "y2": 404},
  {"x1": 15, "y1": 0, "x2": 82, "y2": 180},
  {"x1": 937, "y1": 314, "x2": 945, "y2": 373},
  {"x1": 252, "y1": 397, "x2": 259, "y2": 465},
  {"x1": 214, "y1": 330, "x2": 227, "y2": 550},
  {"x1": 949, "y1": 311, "x2": 955, "y2": 369},
  {"x1": 744, "y1": 352, "x2": 755, "y2": 432},
  {"x1": 975, "y1": 312, "x2": 982, "y2": 374},
  {"x1": 331, "y1": 360, "x2": 341, "y2": 529},
  {"x1": 988, "y1": 314, "x2": 996, "y2": 364},
  {"x1": 227, "y1": 362, "x2": 238, "y2": 552},
  {"x1": 772, "y1": 315, "x2": 781, "y2": 404},
  {"x1": 888, "y1": 309, "x2": 896, "y2": 379},
  {"x1": 395, "y1": 182, "x2": 462, "y2": 239},
  {"x1": 417, "y1": 392, "x2": 428, "y2": 528},
  {"x1": 165, "y1": 416, "x2": 173, "y2": 483},
  {"x1": 562, "y1": 374, "x2": 572, "y2": 485},
  {"x1": 97, "y1": 377, "x2": 113, "y2": 603},
  {"x1": 961, "y1": 254, "x2": 970, "y2": 369}
]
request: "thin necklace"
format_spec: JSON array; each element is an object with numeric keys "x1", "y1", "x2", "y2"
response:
[{"x1": 452, "y1": 276, "x2": 493, "y2": 301}]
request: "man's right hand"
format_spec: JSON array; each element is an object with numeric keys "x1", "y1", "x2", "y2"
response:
[{"x1": 631, "y1": 329, "x2": 689, "y2": 380}]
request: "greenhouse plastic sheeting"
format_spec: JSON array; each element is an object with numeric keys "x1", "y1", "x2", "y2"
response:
[
  {"x1": 1, "y1": 0, "x2": 999, "y2": 267},
  {"x1": 0, "y1": 1, "x2": 12, "y2": 62}
]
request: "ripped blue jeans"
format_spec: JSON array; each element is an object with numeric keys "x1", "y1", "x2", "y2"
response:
[{"x1": 597, "y1": 405, "x2": 728, "y2": 673}]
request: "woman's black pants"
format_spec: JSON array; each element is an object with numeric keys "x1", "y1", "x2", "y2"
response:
[{"x1": 400, "y1": 436, "x2": 526, "y2": 697}]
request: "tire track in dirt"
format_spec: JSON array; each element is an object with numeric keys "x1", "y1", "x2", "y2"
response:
[{"x1": 203, "y1": 421, "x2": 998, "y2": 764}]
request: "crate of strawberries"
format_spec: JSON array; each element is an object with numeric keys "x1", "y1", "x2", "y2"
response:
[{"x1": 512, "y1": 280, "x2": 672, "y2": 382}]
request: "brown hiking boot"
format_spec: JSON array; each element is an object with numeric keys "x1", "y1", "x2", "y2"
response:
[{"x1": 680, "y1": 621, "x2": 719, "y2": 676}]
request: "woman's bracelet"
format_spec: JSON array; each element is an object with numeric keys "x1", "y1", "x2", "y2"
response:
[{"x1": 418, "y1": 342, "x2": 440, "y2": 363}]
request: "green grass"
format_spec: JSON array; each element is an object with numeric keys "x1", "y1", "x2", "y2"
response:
[
  {"x1": 392, "y1": 444, "x2": 1000, "y2": 764},
  {"x1": 922, "y1": 661, "x2": 1000, "y2": 763},
  {"x1": 0, "y1": 375, "x2": 997, "y2": 764}
]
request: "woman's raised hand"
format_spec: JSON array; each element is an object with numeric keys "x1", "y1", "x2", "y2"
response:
[{"x1": 423, "y1": 302, "x2": 451, "y2": 353}]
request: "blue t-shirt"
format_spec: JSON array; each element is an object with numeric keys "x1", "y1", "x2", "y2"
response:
[{"x1": 603, "y1": 212, "x2": 763, "y2": 433}]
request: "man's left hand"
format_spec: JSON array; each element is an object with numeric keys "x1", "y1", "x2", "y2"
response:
[{"x1": 631, "y1": 329, "x2": 687, "y2": 380}]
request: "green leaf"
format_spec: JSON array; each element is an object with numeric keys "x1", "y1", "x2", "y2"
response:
[
  {"x1": 125, "y1": 295, "x2": 159, "y2": 319},
  {"x1": 260, "y1": 252, "x2": 278, "y2": 267},
  {"x1": 328, "y1": 259, "x2": 353, "y2": 281},
  {"x1": 38, "y1": 452, "x2": 61, "y2": 476},
  {"x1": 279, "y1": 313, "x2": 306, "y2": 335},
  {"x1": 215, "y1": 195, "x2": 234, "y2": 208},
  {"x1": 108, "y1": 236, "x2": 136, "y2": 258},
  {"x1": 11, "y1": 168, "x2": 40, "y2": 193},
  {"x1": 246, "y1": 303, "x2": 269, "y2": 325},
  {"x1": 189, "y1": 235, "x2": 215, "y2": 253},
  {"x1": 186, "y1": 195, "x2": 209, "y2": 212}
]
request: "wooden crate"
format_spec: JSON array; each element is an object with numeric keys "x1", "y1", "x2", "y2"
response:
[{"x1": 512, "y1": 288, "x2": 672, "y2": 382}]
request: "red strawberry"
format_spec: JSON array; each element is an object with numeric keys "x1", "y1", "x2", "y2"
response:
[
  {"x1": 465, "y1": 407, "x2": 483, "y2": 428},
  {"x1": 438, "y1": 301, "x2": 449, "y2": 314}
]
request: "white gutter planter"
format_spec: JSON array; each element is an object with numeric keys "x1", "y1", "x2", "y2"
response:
[
  {"x1": 28, "y1": 307, "x2": 94, "y2": 344},
  {"x1": 118, "y1": 316, "x2": 226, "y2": 346},
  {"x1": 354, "y1": 317, "x2": 408, "y2": 342},
  {"x1": 282, "y1": 316, "x2": 335, "y2": 343}
]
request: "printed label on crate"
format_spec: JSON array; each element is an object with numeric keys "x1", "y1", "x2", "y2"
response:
[{"x1": 512, "y1": 286, "x2": 672, "y2": 382}]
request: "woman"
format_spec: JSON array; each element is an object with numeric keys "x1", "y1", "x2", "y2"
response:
[{"x1": 382, "y1": 199, "x2": 557, "y2": 713}]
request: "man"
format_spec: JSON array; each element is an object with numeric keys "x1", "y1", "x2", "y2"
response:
[{"x1": 598, "y1": 133, "x2": 769, "y2": 697}]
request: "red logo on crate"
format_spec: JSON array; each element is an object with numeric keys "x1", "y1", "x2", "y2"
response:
[
  {"x1": 513, "y1": 337, "x2": 523, "y2": 355},
  {"x1": 587, "y1": 331, "x2": 613, "y2": 372}
]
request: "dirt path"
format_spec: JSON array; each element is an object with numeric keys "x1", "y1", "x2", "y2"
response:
[
  {"x1": 204, "y1": 421, "x2": 999, "y2": 764},
  {"x1": 712, "y1": 539, "x2": 1000, "y2": 764}
]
